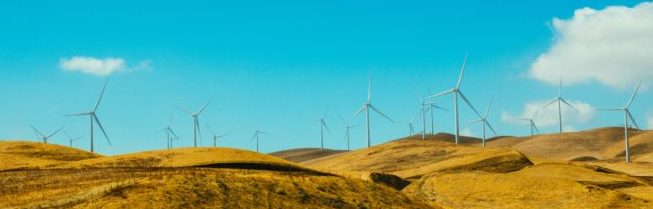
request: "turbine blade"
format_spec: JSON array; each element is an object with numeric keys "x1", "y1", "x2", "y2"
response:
[
  {"x1": 29, "y1": 125, "x2": 45, "y2": 138},
  {"x1": 544, "y1": 99, "x2": 558, "y2": 108},
  {"x1": 93, "y1": 80, "x2": 109, "y2": 112},
  {"x1": 169, "y1": 128, "x2": 178, "y2": 138},
  {"x1": 47, "y1": 127, "x2": 64, "y2": 138},
  {"x1": 352, "y1": 105, "x2": 367, "y2": 118},
  {"x1": 486, "y1": 121, "x2": 498, "y2": 136},
  {"x1": 626, "y1": 110, "x2": 640, "y2": 130},
  {"x1": 427, "y1": 88, "x2": 455, "y2": 99},
  {"x1": 322, "y1": 120, "x2": 331, "y2": 134},
  {"x1": 218, "y1": 133, "x2": 230, "y2": 138},
  {"x1": 93, "y1": 114, "x2": 111, "y2": 146},
  {"x1": 322, "y1": 108, "x2": 329, "y2": 119},
  {"x1": 483, "y1": 99, "x2": 493, "y2": 118},
  {"x1": 626, "y1": 81, "x2": 642, "y2": 108},
  {"x1": 205, "y1": 122, "x2": 215, "y2": 135},
  {"x1": 369, "y1": 105, "x2": 394, "y2": 123},
  {"x1": 175, "y1": 106, "x2": 193, "y2": 115},
  {"x1": 196, "y1": 97, "x2": 214, "y2": 115},
  {"x1": 533, "y1": 123, "x2": 541, "y2": 134},
  {"x1": 339, "y1": 114, "x2": 347, "y2": 125},
  {"x1": 65, "y1": 112, "x2": 91, "y2": 117},
  {"x1": 458, "y1": 91, "x2": 483, "y2": 118},
  {"x1": 596, "y1": 108, "x2": 622, "y2": 111},
  {"x1": 560, "y1": 98, "x2": 578, "y2": 111},
  {"x1": 367, "y1": 79, "x2": 371, "y2": 102},
  {"x1": 456, "y1": 54, "x2": 468, "y2": 88}
]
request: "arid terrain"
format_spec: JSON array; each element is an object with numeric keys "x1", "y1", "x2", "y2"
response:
[{"x1": 2, "y1": 127, "x2": 653, "y2": 208}]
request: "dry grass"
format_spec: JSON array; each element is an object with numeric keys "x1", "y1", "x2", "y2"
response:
[
  {"x1": 403, "y1": 163, "x2": 653, "y2": 209},
  {"x1": 270, "y1": 148, "x2": 348, "y2": 163},
  {"x1": 59, "y1": 147, "x2": 293, "y2": 168},
  {"x1": 0, "y1": 140, "x2": 100, "y2": 170},
  {"x1": 303, "y1": 135, "x2": 531, "y2": 179}
]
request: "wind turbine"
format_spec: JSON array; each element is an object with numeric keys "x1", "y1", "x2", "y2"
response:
[
  {"x1": 158, "y1": 114, "x2": 177, "y2": 149},
  {"x1": 251, "y1": 129, "x2": 266, "y2": 152},
  {"x1": 316, "y1": 109, "x2": 331, "y2": 150},
  {"x1": 598, "y1": 81, "x2": 642, "y2": 163},
  {"x1": 544, "y1": 79, "x2": 577, "y2": 134},
  {"x1": 353, "y1": 80, "x2": 394, "y2": 148},
  {"x1": 29, "y1": 125, "x2": 63, "y2": 144},
  {"x1": 176, "y1": 98, "x2": 213, "y2": 147},
  {"x1": 428, "y1": 54, "x2": 483, "y2": 144},
  {"x1": 63, "y1": 131, "x2": 81, "y2": 147},
  {"x1": 402, "y1": 110, "x2": 420, "y2": 136},
  {"x1": 205, "y1": 122, "x2": 229, "y2": 147},
  {"x1": 426, "y1": 101, "x2": 446, "y2": 134},
  {"x1": 66, "y1": 80, "x2": 111, "y2": 153},
  {"x1": 339, "y1": 115, "x2": 360, "y2": 151},
  {"x1": 519, "y1": 109, "x2": 540, "y2": 136},
  {"x1": 470, "y1": 100, "x2": 497, "y2": 147}
]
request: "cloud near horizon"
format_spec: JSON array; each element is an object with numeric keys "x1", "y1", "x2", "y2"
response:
[
  {"x1": 529, "y1": 2, "x2": 653, "y2": 89},
  {"x1": 59, "y1": 56, "x2": 152, "y2": 76},
  {"x1": 502, "y1": 99, "x2": 595, "y2": 130}
]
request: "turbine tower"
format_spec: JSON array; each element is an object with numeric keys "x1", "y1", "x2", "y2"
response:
[
  {"x1": 251, "y1": 129, "x2": 266, "y2": 152},
  {"x1": 470, "y1": 100, "x2": 497, "y2": 147},
  {"x1": 63, "y1": 131, "x2": 81, "y2": 147},
  {"x1": 205, "y1": 122, "x2": 229, "y2": 147},
  {"x1": 353, "y1": 80, "x2": 394, "y2": 148},
  {"x1": 598, "y1": 81, "x2": 642, "y2": 163},
  {"x1": 29, "y1": 125, "x2": 63, "y2": 144},
  {"x1": 177, "y1": 98, "x2": 213, "y2": 147},
  {"x1": 519, "y1": 109, "x2": 540, "y2": 136},
  {"x1": 544, "y1": 79, "x2": 577, "y2": 134},
  {"x1": 403, "y1": 110, "x2": 420, "y2": 136},
  {"x1": 429, "y1": 54, "x2": 483, "y2": 144},
  {"x1": 66, "y1": 80, "x2": 111, "y2": 153},
  {"x1": 316, "y1": 109, "x2": 331, "y2": 150}
]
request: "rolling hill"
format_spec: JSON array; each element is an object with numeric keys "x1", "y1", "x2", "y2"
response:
[{"x1": 0, "y1": 140, "x2": 101, "y2": 170}]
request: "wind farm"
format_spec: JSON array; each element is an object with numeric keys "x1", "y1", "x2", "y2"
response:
[{"x1": 3, "y1": 1, "x2": 653, "y2": 208}]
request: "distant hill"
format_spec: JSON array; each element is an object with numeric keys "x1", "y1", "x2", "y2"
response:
[
  {"x1": 269, "y1": 148, "x2": 348, "y2": 163},
  {"x1": 0, "y1": 140, "x2": 100, "y2": 170}
]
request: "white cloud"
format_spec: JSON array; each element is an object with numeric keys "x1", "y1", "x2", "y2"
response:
[
  {"x1": 460, "y1": 128, "x2": 476, "y2": 138},
  {"x1": 59, "y1": 56, "x2": 152, "y2": 76},
  {"x1": 529, "y1": 2, "x2": 653, "y2": 89},
  {"x1": 60, "y1": 56, "x2": 126, "y2": 76},
  {"x1": 502, "y1": 100, "x2": 595, "y2": 130}
]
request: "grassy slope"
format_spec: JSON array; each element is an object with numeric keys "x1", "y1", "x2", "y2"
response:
[
  {"x1": 0, "y1": 140, "x2": 100, "y2": 170},
  {"x1": 303, "y1": 135, "x2": 532, "y2": 179},
  {"x1": 270, "y1": 148, "x2": 348, "y2": 163}
]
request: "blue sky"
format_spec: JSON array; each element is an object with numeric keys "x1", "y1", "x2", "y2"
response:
[{"x1": 1, "y1": 0, "x2": 651, "y2": 155}]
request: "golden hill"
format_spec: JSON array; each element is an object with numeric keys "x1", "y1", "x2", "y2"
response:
[
  {"x1": 302, "y1": 135, "x2": 532, "y2": 179},
  {"x1": 404, "y1": 163, "x2": 653, "y2": 209},
  {"x1": 270, "y1": 148, "x2": 348, "y2": 163},
  {"x1": 0, "y1": 140, "x2": 100, "y2": 170},
  {"x1": 488, "y1": 127, "x2": 650, "y2": 162},
  {"x1": 60, "y1": 147, "x2": 297, "y2": 168}
]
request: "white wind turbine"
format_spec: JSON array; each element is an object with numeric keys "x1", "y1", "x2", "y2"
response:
[
  {"x1": 205, "y1": 122, "x2": 229, "y2": 147},
  {"x1": 426, "y1": 100, "x2": 446, "y2": 134},
  {"x1": 316, "y1": 109, "x2": 331, "y2": 150},
  {"x1": 66, "y1": 80, "x2": 111, "y2": 153},
  {"x1": 339, "y1": 115, "x2": 360, "y2": 151},
  {"x1": 544, "y1": 79, "x2": 577, "y2": 134},
  {"x1": 402, "y1": 110, "x2": 420, "y2": 136},
  {"x1": 598, "y1": 81, "x2": 642, "y2": 163},
  {"x1": 429, "y1": 54, "x2": 483, "y2": 144},
  {"x1": 519, "y1": 108, "x2": 540, "y2": 136},
  {"x1": 29, "y1": 125, "x2": 63, "y2": 144},
  {"x1": 353, "y1": 80, "x2": 394, "y2": 148},
  {"x1": 63, "y1": 131, "x2": 81, "y2": 147},
  {"x1": 176, "y1": 98, "x2": 213, "y2": 147},
  {"x1": 159, "y1": 118, "x2": 178, "y2": 150},
  {"x1": 470, "y1": 100, "x2": 497, "y2": 147},
  {"x1": 251, "y1": 129, "x2": 266, "y2": 152}
]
